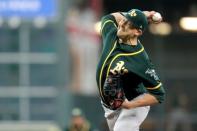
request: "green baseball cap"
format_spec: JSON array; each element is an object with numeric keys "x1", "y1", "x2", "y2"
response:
[{"x1": 123, "y1": 9, "x2": 148, "y2": 31}]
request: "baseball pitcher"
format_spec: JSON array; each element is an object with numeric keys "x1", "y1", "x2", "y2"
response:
[{"x1": 96, "y1": 9, "x2": 165, "y2": 131}]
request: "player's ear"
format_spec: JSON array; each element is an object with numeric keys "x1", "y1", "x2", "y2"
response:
[{"x1": 135, "y1": 29, "x2": 143, "y2": 36}]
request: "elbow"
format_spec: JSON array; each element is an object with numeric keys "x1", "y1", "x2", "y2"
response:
[
  {"x1": 157, "y1": 89, "x2": 166, "y2": 104},
  {"x1": 148, "y1": 85, "x2": 166, "y2": 104},
  {"x1": 148, "y1": 88, "x2": 166, "y2": 104},
  {"x1": 101, "y1": 14, "x2": 112, "y2": 21}
]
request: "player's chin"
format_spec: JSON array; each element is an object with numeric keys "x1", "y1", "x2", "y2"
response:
[
  {"x1": 117, "y1": 30, "x2": 124, "y2": 38},
  {"x1": 117, "y1": 32, "x2": 126, "y2": 39}
]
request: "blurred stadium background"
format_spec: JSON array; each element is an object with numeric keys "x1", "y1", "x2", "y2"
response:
[{"x1": 0, "y1": 0, "x2": 196, "y2": 131}]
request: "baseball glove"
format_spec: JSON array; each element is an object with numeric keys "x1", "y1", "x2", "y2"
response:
[{"x1": 103, "y1": 74, "x2": 125, "y2": 110}]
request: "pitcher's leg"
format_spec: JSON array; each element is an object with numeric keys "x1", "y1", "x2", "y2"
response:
[
  {"x1": 114, "y1": 106, "x2": 150, "y2": 131},
  {"x1": 102, "y1": 105, "x2": 121, "y2": 131}
]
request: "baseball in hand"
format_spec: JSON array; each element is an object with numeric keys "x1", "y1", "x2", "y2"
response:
[{"x1": 152, "y1": 12, "x2": 162, "y2": 22}]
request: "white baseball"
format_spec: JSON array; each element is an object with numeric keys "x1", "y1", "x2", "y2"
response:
[{"x1": 152, "y1": 12, "x2": 162, "y2": 22}]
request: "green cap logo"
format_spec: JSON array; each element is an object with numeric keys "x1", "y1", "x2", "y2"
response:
[
  {"x1": 124, "y1": 9, "x2": 148, "y2": 31},
  {"x1": 129, "y1": 10, "x2": 137, "y2": 17}
]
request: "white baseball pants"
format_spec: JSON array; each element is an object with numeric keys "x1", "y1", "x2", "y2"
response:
[{"x1": 102, "y1": 96, "x2": 150, "y2": 131}]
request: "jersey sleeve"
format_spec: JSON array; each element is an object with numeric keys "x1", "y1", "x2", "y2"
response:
[
  {"x1": 141, "y1": 62, "x2": 165, "y2": 103},
  {"x1": 100, "y1": 14, "x2": 118, "y2": 38}
]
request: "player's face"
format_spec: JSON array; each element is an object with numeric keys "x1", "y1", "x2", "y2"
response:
[{"x1": 117, "y1": 18, "x2": 140, "y2": 39}]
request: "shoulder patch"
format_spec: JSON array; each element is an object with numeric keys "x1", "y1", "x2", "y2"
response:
[{"x1": 145, "y1": 68, "x2": 159, "y2": 81}]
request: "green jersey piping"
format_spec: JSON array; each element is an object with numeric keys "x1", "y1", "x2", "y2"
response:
[
  {"x1": 146, "y1": 82, "x2": 162, "y2": 90},
  {"x1": 99, "y1": 41, "x2": 117, "y2": 101},
  {"x1": 100, "y1": 20, "x2": 117, "y2": 34}
]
